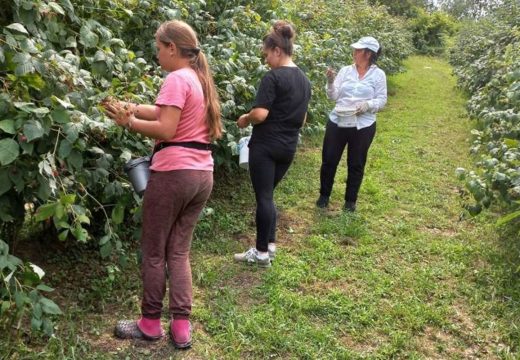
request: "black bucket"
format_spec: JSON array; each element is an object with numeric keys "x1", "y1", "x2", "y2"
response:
[{"x1": 124, "y1": 156, "x2": 151, "y2": 196}]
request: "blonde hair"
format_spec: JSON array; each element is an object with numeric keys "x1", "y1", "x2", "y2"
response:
[{"x1": 155, "y1": 20, "x2": 222, "y2": 140}]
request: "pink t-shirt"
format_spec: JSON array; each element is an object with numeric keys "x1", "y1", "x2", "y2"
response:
[{"x1": 151, "y1": 68, "x2": 213, "y2": 172}]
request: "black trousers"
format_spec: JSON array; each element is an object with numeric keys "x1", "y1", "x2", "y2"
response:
[
  {"x1": 249, "y1": 143, "x2": 294, "y2": 252},
  {"x1": 319, "y1": 121, "x2": 376, "y2": 203}
]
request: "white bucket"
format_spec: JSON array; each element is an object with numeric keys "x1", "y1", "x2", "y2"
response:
[
  {"x1": 335, "y1": 106, "x2": 357, "y2": 128},
  {"x1": 238, "y1": 136, "x2": 250, "y2": 170}
]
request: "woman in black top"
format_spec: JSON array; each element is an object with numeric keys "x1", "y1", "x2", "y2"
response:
[{"x1": 234, "y1": 20, "x2": 312, "y2": 267}]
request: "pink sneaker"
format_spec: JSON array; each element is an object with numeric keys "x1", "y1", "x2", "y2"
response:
[
  {"x1": 137, "y1": 317, "x2": 165, "y2": 339},
  {"x1": 170, "y1": 319, "x2": 192, "y2": 349}
]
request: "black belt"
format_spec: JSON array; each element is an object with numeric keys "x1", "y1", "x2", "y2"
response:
[
  {"x1": 151, "y1": 141, "x2": 213, "y2": 161},
  {"x1": 154, "y1": 141, "x2": 212, "y2": 152}
]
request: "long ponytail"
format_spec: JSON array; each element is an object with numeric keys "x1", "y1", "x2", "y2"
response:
[{"x1": 192, "y1": 51, "x2": 222, "y2": 140}]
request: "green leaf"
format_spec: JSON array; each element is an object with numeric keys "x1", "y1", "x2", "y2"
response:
[
  {"x1": 31, "y1": 317, "x2": 43, "y2": 331},
  {"x1": 72, "y1": 225, "x2": 88, "y2": 242},
  {"x1": 36, "y1": 284, "x2": 54, "y2": 292},
  {"x1": 55, "y1": 220, "x2": 70, "y2": 229},
  {"x1": 67, "y1": 150, "x2": 83, "y2": 170},
  {"x1": 504, "y1": 138, "x2": 519, "y2": 149},
  {"x1": 60, "y1": 0, "x2": 77, "y2": 21},
  {"x1": 79, "y1": 25, "x2": 99, "y2": 48},
  {"x1": 77, "y1": 214, "x2": 90, "y2": 225},
  {"x1": 94, "y1": 50, "x2": 106, "y2": 62},
  {"x1": 33, "y1": 303, "x2": 42, "y2": 319},
  {"x1": 51, "y1": 96, "x2": 74, "y2": 109},
  {"x1": 13, "y1": 53, "x2": 34, "y2": 76},
  {"x1": 54, "y1": 203, "x2": 65, "y2": 220},
  {"x1": 51, "y1": 109, "x2": 70, "y2": 124},
  {"x1": 9, "y1": 167, "x2": 24, "y2": 193},
  {"x1": 40, "y1": 297, "x2": 62, "y2": 315},
  {"x1": 1, "y1": 301, "x2": 11, "y2": 315},
  {"x1": 71, "y1": 205, "x2": 86, "y2": 216},
  {"x1": 13, "y1": 102, "x2": 35, "y2": 112},
  {"x1": 23, "y1": 120, "x2": 45, "y2": 141},
  {"x1": 58, "y1": 140, "x2": 72, "y2": 159},
  {"x1": 99, "y1": 234, "x2": 111, "y2": 246},
  {"x1": 111, "y1": 203, "x2": 125, "y2": 225},
  {"x1": 496, "y1": 209, "x2": 520, "y2": 226},
  {"x1": 60, "y1": 194, "x2": 76, "y2": 205},
  {"x1": 65, "y1": 36, "x2": 77, "y2": 48},
  {"x1": 0, "y1": 139, "x2": 19, "y2": 165},
  {"x1": 58, "y1": 229, "x2": 69, "y2": 241},
  {"x1": 15, "y1": 291, "x2": 26, "y2": 308},
  {"x1": 19, "y1": 140, "x2": 34, "y2": 155},
  {"x1": 23, "y1": 73, "x2": 45, "y2": 90},
  {"x1": 0, "y1": 120, "x2": 15, "y2": 134},
  {"x1": 48, "y1": 1, "x2": 65, "y2": 15},
  {"x1": 6, "y1": 23, "x2": 29, "y2": 35},
  {"x1": 15, "y1": 62, "x2": 35, "y2": 76},
  {"x1": 6, "y1": 255, "x2": 22, "y2": 268},
  {"x1": 37, "y1": 177, "x2": 51, "y2": 201},
  {"x1": 0, "y1": 168, "x2": 12, "y2": 197},
  {"x1": 19, "y1": 38, "x2": 39, "y2": 54},
  {"x1": 32, "y1": 59, "x2": 44, "y2": 74},
  {"x1": 92, "y1": 61, "x2": 108, "y2": 77},
  {"x1": 43, "y1": 318, "x2": 54, "y2": 336},
  {"x1": 34, "y1": 203, "x2": 57, "y2": 221},
  {"x1": 31, "y1": 107, "x2": 50, "y2": 116},
  {"x1": 5, "y1": 34, "x2": 17, "y2": 48},
  {"x1": 64, "y1": 123, "x2": 80, "y2": 142},
  {"x1": 100, "y1": 242, "x2": 113, "y2": 258}
]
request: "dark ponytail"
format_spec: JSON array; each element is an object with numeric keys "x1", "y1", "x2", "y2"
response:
[
  {"x1": 263, "y1": 20, "x2": 296, "y2": 56},
  {"x1": 367, "y1": 47, "x2": 382, "y2": 65}
]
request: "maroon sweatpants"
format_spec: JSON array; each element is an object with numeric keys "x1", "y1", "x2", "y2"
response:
[{"x1": 140, "y1": 169, "x2": 213, "y2": 320}]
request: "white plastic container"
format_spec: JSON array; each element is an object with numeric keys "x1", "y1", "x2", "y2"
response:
[
  {"x1": 238, "y1": 136, "x2": 250, "y2": 170},
  {"x1": 335, "y1": 106, "x2": 357, "y2": 128},
  {"x1": 124, "y1": 156, "x2": 151, "y2": 196}
]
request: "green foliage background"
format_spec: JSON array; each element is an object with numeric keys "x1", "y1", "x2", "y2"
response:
[
  {"x1": 0, "y1": 0, "x2": 412, "y2": 336},
  {"x1": 0, "y1": 0, "x2": 412, "y2": 252},
  {"x1": 449, "y1": 0, "x2": 520, "y2": 217}
]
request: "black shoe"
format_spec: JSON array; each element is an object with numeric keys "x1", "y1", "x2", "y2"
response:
[
  {"x1": 343, "y1": 201, "x2": 356, "y2": 212},
  {"x1": 316, "y1": 195, "x2": 329, "y2": 208}
]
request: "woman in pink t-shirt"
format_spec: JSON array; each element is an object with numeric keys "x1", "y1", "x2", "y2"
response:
[{"x1": 103, "y1": 20, "x2": 221, "y2": 349}]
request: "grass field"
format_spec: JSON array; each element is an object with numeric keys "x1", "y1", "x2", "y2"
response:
[{"x1": 3, "y1": 56, "x2": 520, "y2": 359}]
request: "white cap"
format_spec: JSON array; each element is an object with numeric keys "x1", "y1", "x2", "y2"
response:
[{"x1": 350, "y1": 36, "x2": 380, "y2": 53}]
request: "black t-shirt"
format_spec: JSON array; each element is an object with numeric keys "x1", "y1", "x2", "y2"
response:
[{"x1": 249, "y1": 66, "x2": 312, "y2": 150}]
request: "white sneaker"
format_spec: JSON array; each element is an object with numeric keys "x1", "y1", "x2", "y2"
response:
[
  {"x1": 268, "y1": 243, "x2": 276, "y2": 261},
  {"x1": 234, "y1": 247, "x2": 271, "y2": 267}
]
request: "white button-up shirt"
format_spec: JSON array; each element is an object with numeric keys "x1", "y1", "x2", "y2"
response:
[{"x1": 326, "y1": 64, "x2": 387, "y2": 129}]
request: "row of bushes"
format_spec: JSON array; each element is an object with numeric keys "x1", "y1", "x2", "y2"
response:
[
  {"x1": 449, "y1": 1, "x2": 520, "y2": 217},
  {"x1": 0, "y1": 0, "x2": 413, "y2": 337},
  {"x1": 408, "y1": 8, "x2": 456, "y2": 55}
]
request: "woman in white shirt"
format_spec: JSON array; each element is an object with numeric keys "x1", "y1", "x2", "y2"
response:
[{"x1": 316, "y1": 36, "x2": 387, "y2": 211}]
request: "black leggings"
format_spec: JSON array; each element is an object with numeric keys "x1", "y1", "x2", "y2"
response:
[
  {"x1": 249, "y1": 144, "x2": 295, "y2": 252},
  {"x1": 319, "y1": 121, "x2": 376, "y2": 202}
]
